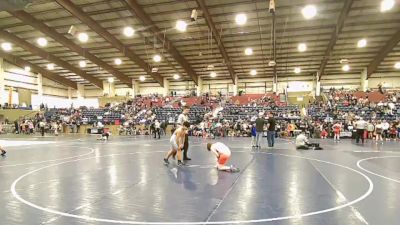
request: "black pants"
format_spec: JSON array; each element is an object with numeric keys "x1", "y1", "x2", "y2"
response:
[
  {"x1": 41, "y1": 127, "x2": 45, "y2": 136},
  {"x1": 153, "y1": 128, "x2": 160, "y2": 139},
  {"x1": 356, "y1": 129, "x2": 365, "y2": 143},
  {"x1": 297, "y1": 145, "x2": 310, "y2": 150},
  {"x1": 297, "y1": 143, "x2": 321, "y2": 150},
  {"x1": 183, "y1": 133, "x2": 189, "y2": 159}
]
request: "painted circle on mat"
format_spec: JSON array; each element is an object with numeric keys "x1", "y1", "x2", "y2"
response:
[
  {"x1": 11, "y1": 152, "x2": 373, "y2": 224},
  {"x1": 0, "y1": 146, "x2": 95, "y2": 168},
  {"x1": 357, "y1": 155, "x2": 400, "y2": 184}
]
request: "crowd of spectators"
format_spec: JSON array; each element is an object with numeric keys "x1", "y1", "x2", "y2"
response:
[{"x1": 1, "y1": 90, "x2": 399, "y2": 142}]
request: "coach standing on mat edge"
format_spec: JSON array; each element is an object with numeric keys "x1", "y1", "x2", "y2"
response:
[
  {"x1": 267, "y1": 112, "x2": 276, "y2": 147},
  {"x1": 178, "y1": 105, "x2": 191, "y2": 160}
]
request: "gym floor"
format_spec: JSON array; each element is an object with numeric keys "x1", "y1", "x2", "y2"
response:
[{"x1": 0, "y1": 135, "x2": 399, "y2": 225}]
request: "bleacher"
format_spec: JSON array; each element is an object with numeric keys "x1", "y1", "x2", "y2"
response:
[
  {"x1": 309, "y1": 102, "x2": 400, "y2": 122},
  {"x1": 81, "y1": 109, "x2": 121, "y2": 123},
  {"x1": 220, "y1": 105, "x2": 300, "y2": 122}
]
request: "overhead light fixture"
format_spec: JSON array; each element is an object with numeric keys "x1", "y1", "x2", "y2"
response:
[
  {"x1": 244, "y1": 47, "x2": 253, "y2": 55},
  {"x1": 268, "y1": 60, "x2": 276, "y2": 67},
  {"x1": 108, "y1": 77, "x2": 114, "y2": 83},
  {"x1": 37, "y1": 37, "x2": 48, "y2": 47},
  {"x1": 298, "y1": 43, "x2": 307, "y2": 52},
  {"x1": 78, "y1": 32, "x2": 89, "y2": 43},
  {"x1": 342, "y1": 64, "x2": 350, "y2": 72},
  {"x1": 394, "y1": 62, "x2": 400, "y2": 69},
  {"x1": 68, "y1": 25, "x2": 77, "y2": 35},
  {"x1": 151, "y1": 67, "x2": 159, "y2": 73},
  {"x1": 250, "y1": 69, "x2": 257, "y2": 76},
  {"x1": 139, "y1": 75, "x2": 146, "y2": 81},
  {"x1": 294, "y1": 67, "x2": 301, "y2": 74},
  {"x1": 357, "y1": 39, "x2": 367, "y2": 48},
  {"x1": 235, "y1": 13, "x2": 247, "y2": 25},
  {"x1": 173, "y1": 74, "x2": 180, "y2": 80},
  {"x1": 1, "y1": 42, "x2": 12, "y2": 51},
  {"x1": 381, "y1": 0, "x2": 395, "y2": 12},
  {"x1": 191, "y1": 9, "x2": 198, "y2": 21},
  {"x1": 47, "y1": 63, "x2": 54, "y2": 70},
  {"x1": 340, "y1": 59, "x2": 349, "y2": 64},
  {"x1": 24, "y1": 66, "x2": 31, "y2": 72},
  {"x1": 207, "y1": 64, "x2": 214, "y2": 70},
  {"x1": 153, "y1": 54, "x2": 161, "y2": 62},
  {"x1": 123, "y1": 26, "x2": 135, "y2": 37},
  {"x1": 302, "y1": 5, "x2": 317, "y2": 19},
  {"x1": 114, "y1": 58, "x2": 122, "y2": 65},
  {"x1": 79, "y1": 60, "x2": 86, "y2": 68},
  {"x1": 210, "y1": 72, "x2": 217, "y2": 78},
  {"x1": 176, "y1": 20, "x2": 187, "y2": 32}
]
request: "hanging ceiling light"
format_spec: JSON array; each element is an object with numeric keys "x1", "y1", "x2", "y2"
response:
[
  {"x1": 294, "y1": 67, "x2": 301, "y2": 74},
  {"x1": 302, "y1": 5, "x2": 317, "y2": 19},
  {"x1": 357, "y1": 39, "x2": 367, "y2": 48},
  {"x1": 244, "y1": 47, "x2": 253, "y2": 55},
  {"x1": 250, "y1": 69, "x2": 257, "y2": 76},
  {"x1": 1, "y1": 42, "x2": 12, "y2": 51},
  {"x1": 24, "y1": 66, "x2": 31, "y2": 72},
  {"x1": 78, "y1": 32, "x2": 89, "y2": 43},
  {"x1": 210, "y1": 72, "x2": 217, "y2": 78},
  {"x1": 37, "y1": 37, "x2": 48, "y2": 47},
  {"x1": 123, "y1": 26, "x2": 135, "y2": 37},
  {"x1": 139, "y1": 75, "x2": 146, "y2": 81},
  {"x1": 342, "y1": 64, "x2": 350, "y2": 72},
  {"x1": 108, "y1": 77, "x2": 114, "y2": 83},
  {"x1": 153, "y1": 54, "x2": 162, "y2": 62},
  {"x1": 173, "y1": 74, "x2": 180, "y2": 80},
  {"x1": 381, "y1": 0, "x2": 395, "y2": 12},
  {"x1": 79, "y1": 60, "x2": 86, "y2": 68},
  {"x1": 298, "y1": 43, "x2": 307, "y2": 52},
  {"x1": 47, "y1": 63, "x2": 54, "y2": 70},
  {"x1": 176, "y1": 20, "x2": 187, "y2": 32},
  {"x1": 235, "y1": 13, "x2": 247, "y2": 25},
  {"x1": 114, "y1": 58, "x2": 122, "y2": 65},
  {"x1": 394, "y1": 62, "x2": 400, "y2": 69}
]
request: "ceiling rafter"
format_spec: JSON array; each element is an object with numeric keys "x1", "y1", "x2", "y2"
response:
[
  {"x1": 367, "y1": 29, "x2": 400, "y2": 78},
  {"x1": 0, "y1": 52, "x2": 77, "y2": 89},
  {"x1": 318, "y1": 0, "x2": 354, "y2": 81},
  {"x1": 124, "y1": 0, "x2": 198, "y2": 85},
  {"x1": 195, "y1": 0, "x2": 236, "y2": 84},
  {"x1": 54, "y1": 0, "x2": 164, "y2": 86},
  {"x1": 9, "y1": 10, "x2": 133, "y2": 87},
  {"x1": 0, "y1": 29, "x2": 103, "y2": 88}
]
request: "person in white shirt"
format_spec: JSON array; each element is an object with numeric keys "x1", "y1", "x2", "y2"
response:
[
  {"x1": 177, "y1": 106, "x2": 191, "y2": 160},
  {"x1": 53, "y1": 122, "x2": 59, "y2": 136},
  {"x1": 164, "y1": 122, "x2": 190, "y2": 167},
  {"x1": 375, "y1": 121, "x2": 383, "y2": 142},
  {"x1": 0, "y1": 144, "x2": 6, "y2": 156},
  {"x1": 154, "y1": 120, "x2": 161, "y2": 139},
  {"x1": 296, "y1": 132, "x2": 310, "y2": 150},
  {"x1": 381, "y1": 120, "x2": 390, "y2": 140},
  {"x1": 354, "y1": 117, "x2": 367, "y2": 144},
  {"x1": 207, "y1": 142, "x2": 238, "y2": 172}
]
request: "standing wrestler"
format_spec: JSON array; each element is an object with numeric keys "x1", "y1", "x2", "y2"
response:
[
  {"x1": 164, "y1": 121, "x2": 190, "y2": 166},
  {"x1": 177, "y1": 106, "x2": 191, "y2": 160}
]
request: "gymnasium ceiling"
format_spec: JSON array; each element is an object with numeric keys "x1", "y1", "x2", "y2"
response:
[{"x1": 0, "y1": 0, "x2": 399, "y2": 89}]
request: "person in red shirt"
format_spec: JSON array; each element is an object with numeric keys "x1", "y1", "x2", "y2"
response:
[{"x1": 332, "y1": 122, "x2": 341, "y2": 142}]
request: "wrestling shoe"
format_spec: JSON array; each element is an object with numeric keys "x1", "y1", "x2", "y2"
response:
[{"x1": 163, "y1": 158, "x2": 169, "y2": 165}]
